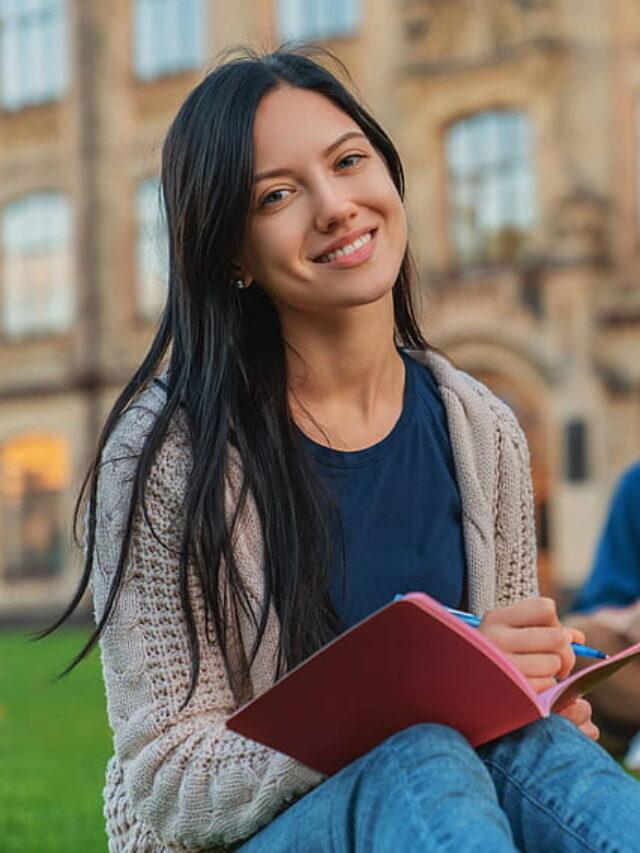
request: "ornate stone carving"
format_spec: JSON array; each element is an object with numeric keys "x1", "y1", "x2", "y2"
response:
[
  {"x1": 402, "y1": 0, "x2": 558, "y2": 69},
  {"x1": 549, "y1": 188, "x2": 610, "y2": 266}
]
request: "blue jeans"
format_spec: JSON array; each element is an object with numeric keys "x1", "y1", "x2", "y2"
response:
[{"x1": 238, "y1": 715, "x2": 640, "y2": 852}]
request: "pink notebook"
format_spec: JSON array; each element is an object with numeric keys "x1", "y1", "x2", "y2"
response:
[{"x1": 227, "y1": 592, "x2": 640, "y2": 775}]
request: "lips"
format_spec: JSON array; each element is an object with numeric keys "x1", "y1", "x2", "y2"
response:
[{"x1": 312, "y1": 228, "x2": 377, "y2": 263}]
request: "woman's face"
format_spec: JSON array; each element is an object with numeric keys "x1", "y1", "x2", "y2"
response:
[{"x1": 239, "y1": 85, "x2": 408, "y2": 319}]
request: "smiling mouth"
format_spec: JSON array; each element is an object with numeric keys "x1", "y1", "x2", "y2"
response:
[{"x1": 313, "y1": 230, "x2": 376, "y2": 263}]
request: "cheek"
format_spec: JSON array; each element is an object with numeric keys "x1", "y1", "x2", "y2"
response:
[
  {"x1": 367, "y1": 172, "x2": 406, "y2": 236},
  {"x1": 387, "y1": 183, "x2": 406, "y2": 225},
  {"x1": 246, "y1": 217, "x2": 305, "y2": 280},
  {"x1": 381, "y1": 190, "x2": 407, "y2": 256},
  {"x1": 391, "y1": 199, "x2": 408, "y2": 239},
  {"x1": 398, "y1": 213, "x2": 408, "y2": 253}
]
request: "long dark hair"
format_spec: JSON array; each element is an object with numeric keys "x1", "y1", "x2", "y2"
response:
[{"x1": 42, "y1": 47, "x2": 428, "y2": 703}]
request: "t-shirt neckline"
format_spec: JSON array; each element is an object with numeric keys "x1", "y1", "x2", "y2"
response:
[{"x1": 296, "y1": 350, "x2": 418, "y2": 468}]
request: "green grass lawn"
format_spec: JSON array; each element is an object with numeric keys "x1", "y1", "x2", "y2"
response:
[
  {"x1": 1, "y1": 627, "x2": 638, "y2": 852},
  {"x1": 0, "y1": 627, "x2": 112, "y2": 853}
]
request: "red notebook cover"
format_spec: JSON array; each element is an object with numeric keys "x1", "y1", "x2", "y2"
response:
[{"x1": 227, "y1": 592, "x2": 640, "y2": 775}]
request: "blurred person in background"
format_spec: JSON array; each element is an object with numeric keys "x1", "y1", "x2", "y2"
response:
[
  {"x1": 43, "y1": 48, "x2": 640, "y2": 852},
  {"x1": 566, "y1": 461, "x2": 640, "y2": 767}
]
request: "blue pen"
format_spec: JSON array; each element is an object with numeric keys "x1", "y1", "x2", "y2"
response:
[
  {"x1": 394, "y1": 597, "x2": 608, "y2": 659},
  {"x1": 447, "y1": 607, "x2": 608, "y2": 659}
]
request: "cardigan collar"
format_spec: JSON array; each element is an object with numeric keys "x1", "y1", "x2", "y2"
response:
[{"x1": 406, "y1": 349, "x2": 499, "y2": 612}]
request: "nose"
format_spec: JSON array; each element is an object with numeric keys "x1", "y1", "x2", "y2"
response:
[{"x1": 313, "y1": 182, "x2": 358, "y2": 233}]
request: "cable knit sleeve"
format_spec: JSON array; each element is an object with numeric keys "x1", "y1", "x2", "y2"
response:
[
  {"x1": 91, "y1": 387, "x2": 323, "y2": 852},
  {"x1": 492, "y1": 403, "x2": 539, "y2": 608}
]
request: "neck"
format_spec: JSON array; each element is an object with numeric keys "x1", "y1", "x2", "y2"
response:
[{"x1": 282, "y1": 295, "x2": 406, "y2": 449}]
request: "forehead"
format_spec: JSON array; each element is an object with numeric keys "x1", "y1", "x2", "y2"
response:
[{"x1": 252, "y1": 86, "x2": 362, "y2": 169}]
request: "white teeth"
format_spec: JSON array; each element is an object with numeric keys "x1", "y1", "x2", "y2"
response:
[{"x1": 316, "y1": 230, "x2": 373, "y2": 263}]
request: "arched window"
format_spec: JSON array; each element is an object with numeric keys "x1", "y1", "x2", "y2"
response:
[
  {"x1": 135, "y1": 176, "x2": 168, "y2": 320},
  {"x1": 278, "y1": 0, "x2": 360, "y2": 41},
  {"x1": 133, "y1": 0, "x2": 206, "y2": 81},
  {"x1": 446, "y1": 110, "x2": 535, "y2": 265},
  {"x1": 0, "y1": 433, "x2": 70, "y2": 581},
  {"x1": 2, "y1": 191, "x2": 73, "y2": 339},
  {"x1": 0, "y1": 0, "x2": 68, "y2": 110}
]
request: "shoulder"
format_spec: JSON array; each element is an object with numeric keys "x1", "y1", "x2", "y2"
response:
[
  {"x1": 406, "y1": 348, "x2": 521, "y2": 430},
  {"x1": 100, "y1": 377, "x2": 192, "y2": 491},
  {"x1": 407, "y1": 347, "x2": 532, "y2": 500}
]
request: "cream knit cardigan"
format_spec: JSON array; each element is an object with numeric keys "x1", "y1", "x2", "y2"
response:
[{"x1": 92, "y1": 350, "x2": 538, "y2": 852}]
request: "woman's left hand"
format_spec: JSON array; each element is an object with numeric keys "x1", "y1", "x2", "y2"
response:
[{"x1": 557, "y1": 697, "x2": 600, "y2": 740}]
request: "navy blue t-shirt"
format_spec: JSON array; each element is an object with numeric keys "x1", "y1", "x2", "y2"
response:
[{"x1": 298, "y1": 350, "x2": 467, "y2": 627}]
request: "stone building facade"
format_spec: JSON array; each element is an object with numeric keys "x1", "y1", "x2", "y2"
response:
[
  {"x1": 397, "y1": 0, "x2": 640, "y2": 595},
  {"x1": 1, "y1": 0, "x2": 639, "y2": 618}
]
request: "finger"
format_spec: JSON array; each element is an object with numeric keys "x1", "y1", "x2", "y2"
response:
[
  {"x1": 573, "y1": 713, "x2": 600, "y2": 741},
  {"x1": 502, "y1": 626, "x2": 576, "y2": 679},
  {"x1": 559, "y1": 698, "x2": 591, "y2": 728},
  {"x1": 582, "y1": 721, "x2": 600, "y2": 741},
  {"x1": 483, "y1": 597, "x2": 559, "y2": 629},
  {"x1": 565, "y1": 626, "x2": 586, "y2": 645},
  {"x1": 527, "y1": 676, "x2": 557, "y2": 693},
  {"x1": 556, "y1": 642, "x2": 577, "y2": 680},
  {"x1": 557, "y1": 699, "x2": 600, "y2": 739},
  {"x1": 508, "y1": 652, "x2": 563, "y2": 678},
  {"x1": 492, "y1": 626, "x2": 572, "y2": 654}
]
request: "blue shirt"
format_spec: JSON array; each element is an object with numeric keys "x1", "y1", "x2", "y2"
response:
[
  {"x1": 299, "y1": 350, "x2": 467, "y2": 627},
  {"x1": 573, "y1": 461, "x2": 640, "y2": 612}
]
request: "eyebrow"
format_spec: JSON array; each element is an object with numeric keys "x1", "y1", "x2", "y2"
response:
[{"x1": 252, "y1": 131, "x2": 367, "y2": 183}]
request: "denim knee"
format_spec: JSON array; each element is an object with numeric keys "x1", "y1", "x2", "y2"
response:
[
  {"x1": 478, "y1": 714, "x2": 640, "y2": 853},
  {"x1": 384, "y1": 722, "x2": 472, "y2": 751},
  {"x1": 369, "y1": 722, "x2": 476, "y2": 774},
  {"x1": 343, "y1": 723, "x2": 515, "y2": 851}
]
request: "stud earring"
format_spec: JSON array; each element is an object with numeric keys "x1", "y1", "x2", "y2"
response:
[{"x1": 233, "y1": 278, "x2": 251, "y2": 290}]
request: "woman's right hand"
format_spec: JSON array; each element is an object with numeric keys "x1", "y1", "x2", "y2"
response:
[{"x1": 478, "y1": 597, "x2": 579, "y2": 693}]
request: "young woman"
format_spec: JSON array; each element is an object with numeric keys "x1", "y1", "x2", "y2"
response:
[{"x1": 50, "y1": 49, "x2": 640, "y2": 851}]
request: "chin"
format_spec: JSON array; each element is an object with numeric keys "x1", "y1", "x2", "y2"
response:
[{"x1": 329, "y1": 280, "x2": 396, "y2": 310}]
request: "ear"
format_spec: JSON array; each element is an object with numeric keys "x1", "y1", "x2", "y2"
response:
[{"x1": 231, "y1": 260, "x2": 254, "y2": 288}]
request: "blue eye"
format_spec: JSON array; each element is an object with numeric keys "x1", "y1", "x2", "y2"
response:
[
  {"x1": 337, "y1": 153, "x2": 366, "y2": 170},
  {"x1": 261, "y1": 188, "x2": 290, "y2": 207}
]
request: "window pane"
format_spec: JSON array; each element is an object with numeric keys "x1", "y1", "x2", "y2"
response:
[
  {"x1": 184, "y1": 0, "x2": 204, "y2": 62},
  {"x1": 134, "y1": 0, "x2": 155, "y2": 79},
  {"x1": 278, "y1": 0, "x2": 301, "y2": 41},
  {"x1": 2, "y1": 192, "x2": 73, "y2": 339},
  {"x1": 0, "y1": 434, "x2": 70, "y2": 582},
  {"x1": 0, "y1": 0, "x2": 68, "y2": 109},
  {"x1": 50, "y1": 3, "x2": 66, "y2": 94},
  {"x1": 136, "y1": 177, "x2": 168, "y2": 319},
  {"x1": 278, "y1": 0, "x2": 359, "y2": 40},
  {"x1": 133, "y1": 0, "x2": 206, "y2": 81},
  {"x1": 446, "y1": 111, "x2": 535, "y2": 264}
]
